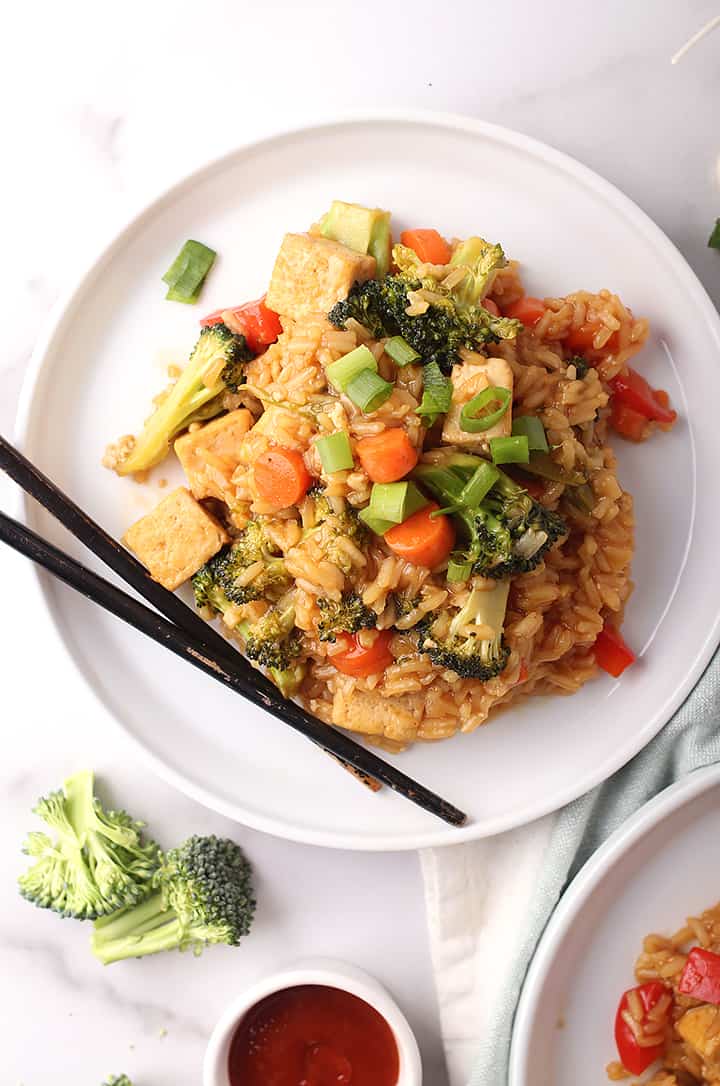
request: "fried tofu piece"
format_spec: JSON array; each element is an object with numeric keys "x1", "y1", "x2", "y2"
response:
[
  {"x1": 266, "y1": 233, "x2": 376, "y2": 320},
  {"x1": 123, "y1": 487, "x2": 229, "y2": 591},
  {"x1": 441, "y1": 355, "x2": 513, "y2": 449},
  {"x1": 335, "y1": 689, "x2": 418, "y2": 745},
  {"x1": 677, "y1": 1004, "x2": 720, "y2": 1062},
  {"x1": 174, "y1": 409, "x2": 253, "y2": 503}
]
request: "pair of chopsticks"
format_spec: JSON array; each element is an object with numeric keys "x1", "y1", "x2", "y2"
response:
[{"x1": 0, "y1": 435, "x2": 466, "y2": 828}]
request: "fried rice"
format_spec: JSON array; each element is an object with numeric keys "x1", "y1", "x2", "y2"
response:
[
  {"x1": 109, "y1": 208, "x2": 677, "y2": 750},
  {"x1": 607, "y1": 902, "x2": 720, "y2": 1084}
]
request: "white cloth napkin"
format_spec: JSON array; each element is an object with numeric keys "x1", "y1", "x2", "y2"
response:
[{"x1": 420, "y1": 817, "x2": 553, "y2": 1086}]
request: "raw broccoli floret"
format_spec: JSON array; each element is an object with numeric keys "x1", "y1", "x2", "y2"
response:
[
  {"x1": 91, "y1": 835, "x2": 255, "y2": 965},
  {"x1": 316, "y1": 593, "x2": 376, "y2": 642},
  {"x1": 241, "y1": 595, "x2": 301, "y2": 671},
  {"x1": 329, "y1": 248, "x2": 519, "y2": 375},
  {"x1": 118, "y1": 323, "x2": 254, "y2": 474},
  {"x1": 417, "y1": 580, "x2": 510, "y2": 679},
  {"x1": 19, "y1": 771, "x2": 160, "y2": 920},
  {"x1": 193, "y1": 523, "x2": 290, "y2": 613},
  {"x1": 414, "y1": 455, "x2": 567, "y2": 579},
  {"x1": 103, "y1": 1076, "x2": 134, "y2": 1086}
]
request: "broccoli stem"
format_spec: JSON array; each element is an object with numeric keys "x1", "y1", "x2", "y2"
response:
[{"x1": 92, "y1": 892, "x2": 186, "y2": 964}]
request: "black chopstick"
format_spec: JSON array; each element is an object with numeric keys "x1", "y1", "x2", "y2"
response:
[
  {"x1": 0, "y1": 511, "x2": 465, "y2": 825},
  {"x1": 0, "y1": 435, "x2": 374, "y2": 793},
  {"x1": 0, "y1": 440, "x2": 467, "y2": 827}
]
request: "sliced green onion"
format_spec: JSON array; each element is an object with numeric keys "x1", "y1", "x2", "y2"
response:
[
  {"x1": 709, "y1": 218, "x2": 720, "y2": 250},
  {"x1": 490, "y1": 434, "x2": 529, "y2": 464},
  {"x1": 358, "y1": 507, "x2": 395, "y2": 535},
  {"x1": 459, "y1": 386, "x2": 511, "y2": 433},
  {"x1": 369, "y1": 481, "x2": 428, "y2": 525},
  {"x1": 326, "y1": 345, "x2": 378, "y2": 392},
  {"x1": 564, "y1": 482, "x2": 596, "y2": 514},
  {"x1": 521, "y1": 452, "x2": 587, "y2": 486},
  {"x1": 346, "y1": 369, "x2": 394, "y2": 413},
  {"x1": 459, "y1": 461, "x2": 500, "y2": 506},
  {"x1": 415, "y1": 360, "x2": 453, "y2": 426},
  {"x1": 385, "y1": 336, "x2": 421, "y2": 366},
  {"x1": 315, "y1": 431, "x2": 354, "y2": 473},
  {"x1": 512, "y1": 415, "x2": 549, "y2": 453},
  {"x1": 447, "y1": 555, "x2": 473, "y2": 582},
  {"x1": 162, "y1": 240, "x2": 217, "y2": 304}
]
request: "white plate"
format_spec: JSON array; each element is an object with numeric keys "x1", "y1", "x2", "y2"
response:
[
  {"x1": 509, "y1": 764, "x2": 720, "y2": 1085},
  {"x1": 16, "y1": 112, "x2": 720, "y2": 850}
]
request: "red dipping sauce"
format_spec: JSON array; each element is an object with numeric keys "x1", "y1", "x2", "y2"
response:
[{"x1": 227, "y1": 984, "x2": 400, "y2": 1086}]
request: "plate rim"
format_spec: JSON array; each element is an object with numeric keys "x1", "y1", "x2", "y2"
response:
[
  {"x1": 508, "y1": 762, "x2": 720, "y2": 1083},
  {"x1": 15, "y1": 109, "x2": 720, "y2": 851}
]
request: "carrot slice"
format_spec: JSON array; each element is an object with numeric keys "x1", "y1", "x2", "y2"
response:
[
  {"x1": 254, "y1": 447, "x2": 312, "y2": 507},
  {"x1": 385, "y1": 502, "x2": 455, "y2": 568},
  {"x1": 502, "y1": 296, "x2": 546, "y2": 327},
  {"x1": 332, "y1": 630, "x2": 394, "y2": 677},
  {"x1": 400, "y1": 229, "x2": 451, "y2": 265},
  {"x1": 482, "y1": 298, "x2": 500, "y2": 316},
  {"x1": 356, "y1": 429, "x2": 419, "y2": 483}
]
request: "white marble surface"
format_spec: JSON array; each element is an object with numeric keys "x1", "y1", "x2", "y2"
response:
[{"x1": 2, "y1": 1, "x2": 720, "y2": 1082}]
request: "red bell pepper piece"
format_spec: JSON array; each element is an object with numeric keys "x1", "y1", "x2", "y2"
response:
[
  {"x1": 610, "y1": 399, "x2": 649, "y2": 442},
  {"x1": 614, "y1": 982, "x2": 670, "y2": 1075},
  {"x1": 678, "y1": 947, "x2": 720, "y2": 1004},
  {"x1": 200, "y1": 295, "x2": 282, "y2": 352},
  {"x1": 610, "y1": 367, "x2": 676, "y2": 425},
  {"x1": 594, "y1": 625, "x2": 636, "y2": 678},
  {"x1": 565, "y1": 320, "x2": 621, "y2": 354},
  {"x1": 502, "y1": 296, "x2": 546, "y2": 327}
]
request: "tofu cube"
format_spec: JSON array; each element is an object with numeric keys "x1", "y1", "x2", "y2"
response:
[
  {"x1": 677, "y1": 1005, "x2": 720, "y2": 1062},
  {"x1": 338, "y1": 690, "x2": 418, "y2": 745},
  {"x1": 266, "y1": 233, "x2": 376, "y2": 320},
  {"x1": 442, "y1": 356, "x2": 513, "y2": 449},
  {"x1": 174, "y1": 409, "x2": 253, "y2": 502},
  {"x1": 123, "y1": 487, "x2": 229, "y2": 591}
]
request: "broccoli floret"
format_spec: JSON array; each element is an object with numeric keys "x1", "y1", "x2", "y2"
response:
[
  {"x1": 317, "y1": 593, "x2": 375, "y2": 642},
  {"x1": 241, "y1": 595, "x2": 301, "y2": 671},
  {"x1": 118, "y1": 324, "x2": 254, "y2": 474},
  {"x1": 447, "y1": 236, "x2": 507, "y2": 306},
  {"x1": 268, "y1": 660, "x2": 307, "y2": 698},
  {"x1": 91, "y1": 836, "x2": 255, "y2": 965},
  {"x1": 103, "y1": 1077, "x2": 134, "y2": 1086},
  {"x1": 414, "y1": 456, "x2": 567, "y2": 579},
  {"x1": 193, "y1": 523, "x2": 290, "y2": 614},
  {"x1": 329, "y1": 252, "x2": 519, "y2": 375},
  {"x1": 304, "y1": 491, "x2": 369, "y2": 572},
  {"x1": 480, "y1": 470, "x2": 567, "y2": 576},
  {"x1": 417, "y1": 580, "x2": 510, "y2": 679},
  {"x1": 19, "y1": 770, "x2": 160, "y2": 920}
]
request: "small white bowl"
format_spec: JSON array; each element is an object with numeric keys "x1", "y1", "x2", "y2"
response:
[{"x1": 203, "y1": 958, "x2": 423, "y2": 1085}]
